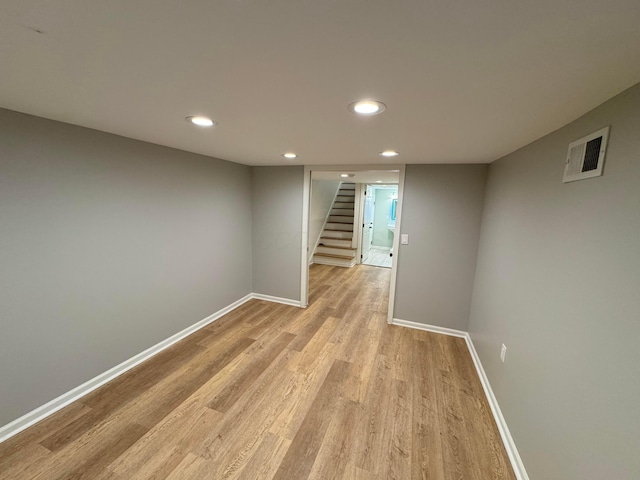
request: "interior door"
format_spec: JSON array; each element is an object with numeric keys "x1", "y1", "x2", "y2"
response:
[{"x1": 361, "y1": 185, "x2": 374, "y2": 261}]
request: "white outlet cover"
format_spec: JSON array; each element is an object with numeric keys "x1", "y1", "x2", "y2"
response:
[{"x1": 400, "y1": 234, "x2": 409, "y2": 245}]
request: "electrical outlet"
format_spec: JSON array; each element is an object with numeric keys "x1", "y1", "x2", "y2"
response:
[
  {"x1": 400, "y1": 233, "x2": 409, "y2": 245},
  {"x1": 500, "y1": 344, "x2": 507, "y2": 363}
]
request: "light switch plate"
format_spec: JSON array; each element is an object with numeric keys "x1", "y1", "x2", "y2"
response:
[{"x1": 400, "y1": 234, "x2": 409, "y2": 245}]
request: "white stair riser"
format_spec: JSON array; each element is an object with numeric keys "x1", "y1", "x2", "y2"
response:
[
  {"x1": 316, "y1": 246, "x2": 356, "y2": 257},
  {"x1": 331, "y1": 208, "x2": 354, "y2": 216},
  {"x1": 322, "y1": 230, "x2": 353, "y2": 239},
  {"x1": 320, "y1": 238, "x2": 352, "y2": 247},
  {"x1": 313, "y1": 255, "x2": 356, "y2": 268},
  {"x1": 338, "y1": 190, "x2": 355, "y2": 197},
  {"x1": 328, "y1": 215, "x2": 353, "y2": 223},
  {"x1": 335, "y1": 196, "x2": 355, "y2": 202},
  {"x1": 325, "y1": 223, "x2": 353, "y2": 231},
  {"x1": 334, "y1": 202, "x2": 355, "y2": 209}
]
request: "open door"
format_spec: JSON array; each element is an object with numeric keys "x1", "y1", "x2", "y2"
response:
[{"x1": 361, "y1": 185, "x2": 374, "y2": 263}]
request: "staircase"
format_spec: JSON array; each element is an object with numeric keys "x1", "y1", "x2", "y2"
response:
[{"x1": 313, "y1": 182, "x2": 357, "y2": 267}]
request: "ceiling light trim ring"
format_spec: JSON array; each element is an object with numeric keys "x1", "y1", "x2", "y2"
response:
[
  {"x1": 379, "y1": 150, "x2": 399, "y2": 157},
  {"x1": 348, "y1": 100, "x2": 386, "y2": 116},
  {"x1": 185, "y1": 115, "x2": 215, "y2": 127}
]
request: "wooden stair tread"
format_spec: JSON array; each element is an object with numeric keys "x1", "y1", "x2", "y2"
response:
[
  {"x1": 317, "y1": 245, "x2": 355, "y2": 250},
  {"x1": 314, "y1": 181, "x2": 357, "y2": 267},
  {"x1": 322, "y1": 234, "x2": 353, "y2": 239}
]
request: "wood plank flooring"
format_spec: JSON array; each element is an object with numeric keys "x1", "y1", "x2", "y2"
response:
[{"x1": 0, "y1": 264, "x2": 515, "y2": 479}]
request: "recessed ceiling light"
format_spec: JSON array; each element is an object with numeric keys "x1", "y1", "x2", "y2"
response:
[
  {"x1": 341, "y1": 174, "x2": 349, "y2": 178},
  {"x1": 283, "y1": 152, "x2": 297, "y2": 159},
  {"x1": 376, "y1": 180, "x2": 382, "y2": 183},
  {"x1": 186, "y1": 116, "x2": 215, "y2": 127},
  {"x1": 379, "y1": 150, "x2": 399, "y2": 157},
  {"x1": 348, "y1": 100, "x2": 386, "y2": 116}
]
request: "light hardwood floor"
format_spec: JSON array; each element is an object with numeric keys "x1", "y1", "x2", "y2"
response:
[{"x1": 0, "y1": 264, "x2": 515, "y2": 480}]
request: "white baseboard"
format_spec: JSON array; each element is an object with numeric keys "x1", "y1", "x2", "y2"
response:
[
  {"x1": 392, "y1": 318, "x2": 529, "y2": 480},
  {"x1": 391, "y1": 318, "x2": 468, "y2": 338},
  {"x1": 1, "y1": 301, "x2": 527, "y2": 480},
  {"x1": 463, "y1": 334, "x2": 529, "y2": 480},
  {"x1": 251, "y1": 293, "x2": 302, "y2": 308},
  {"x1": 0, "y1": 293, "x2": 254, "y2": 444}
]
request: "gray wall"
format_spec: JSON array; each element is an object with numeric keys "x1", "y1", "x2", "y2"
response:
[
  {"x1": 468, "y1": 83, "x2": 640, "y2": 479},
  {"x1": 251, "y1": 166, "x2": 304, "y2": 301},
  {"x1": 372, "y1": 188, "x2": 395, "y2": 248},
  {"x1": 394, "y1": 164, "x2": 487, "y2": 330},
  {"x1": 0, "y1": 109, "x2": 253, "y2": 427},
  {"x1": 308, "y1": 179, "x2": 341, "y2": 262}
]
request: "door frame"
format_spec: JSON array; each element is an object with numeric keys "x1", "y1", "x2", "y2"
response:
[
  {"x1": 358, "y1": 183, "x2": 398, "y2": 267},
  {"x1": 354, "y1": 183, "x2": 364, "y2": 265},
  {"x1": 356, "y1": 183, "x2": 375, "y2": 265},
  {"x1": 300, "y1": 164, "x2": 406, "y2": 324}
]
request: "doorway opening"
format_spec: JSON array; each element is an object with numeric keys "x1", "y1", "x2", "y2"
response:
[
  {"x1": 300, "y1": 166, "x2": 405, "y2": 323},
  {"x1": 360, "y1": 184, "x2": 398, "y2": 268}
]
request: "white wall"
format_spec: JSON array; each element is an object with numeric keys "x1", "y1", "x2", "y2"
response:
[
  {"x1": 308, "y1": 180, "x2": 341, "y2": 262},
  {"x1": 0, "y1": 108, "x2": 253, "y2": 427},
  {"x1": 468, "y1": 83, "x2": 640, "y2": 479}
]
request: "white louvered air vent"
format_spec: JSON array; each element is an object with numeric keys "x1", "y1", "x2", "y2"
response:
[{"x1": 563, "y1": 126, "x2": 610, "y2": 183}]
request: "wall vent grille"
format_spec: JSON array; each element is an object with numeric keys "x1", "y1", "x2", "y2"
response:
[{"x1": 563, "y1": 126, "x2": 610, "y2": 183}]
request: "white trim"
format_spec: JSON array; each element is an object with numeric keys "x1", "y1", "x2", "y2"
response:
[
  {"x1": 0, "y1": 293, "x2": 254, "y2": 444},
  {"x1": 251, "y1": 293, "x2": 302, "y2": 307},
  {"x1": 464, "y1": 334, "x2": 529, "y2": 480},
  {"x1": 391, "y1": 318, "x2": 468, "y2": 338},
  {"x1": 386, "y1": 165, "x2": 405, "y2": 324},
  {"x1": 354, "y1": 183, "x2": 365, "y2": 263},
  {"x1": 391, "y1": 318, "x2": 529, "y2": 480},
  {"x1": 301, "y1": 166, "x2": 311, "y2": 308},
  {"x1": 0, "y1": 296, "x2": 526, "y2": 480}
]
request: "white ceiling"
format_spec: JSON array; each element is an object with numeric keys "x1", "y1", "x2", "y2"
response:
[{"x1": 1, "y1": 1, "x2": 639, "y2": 166}]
